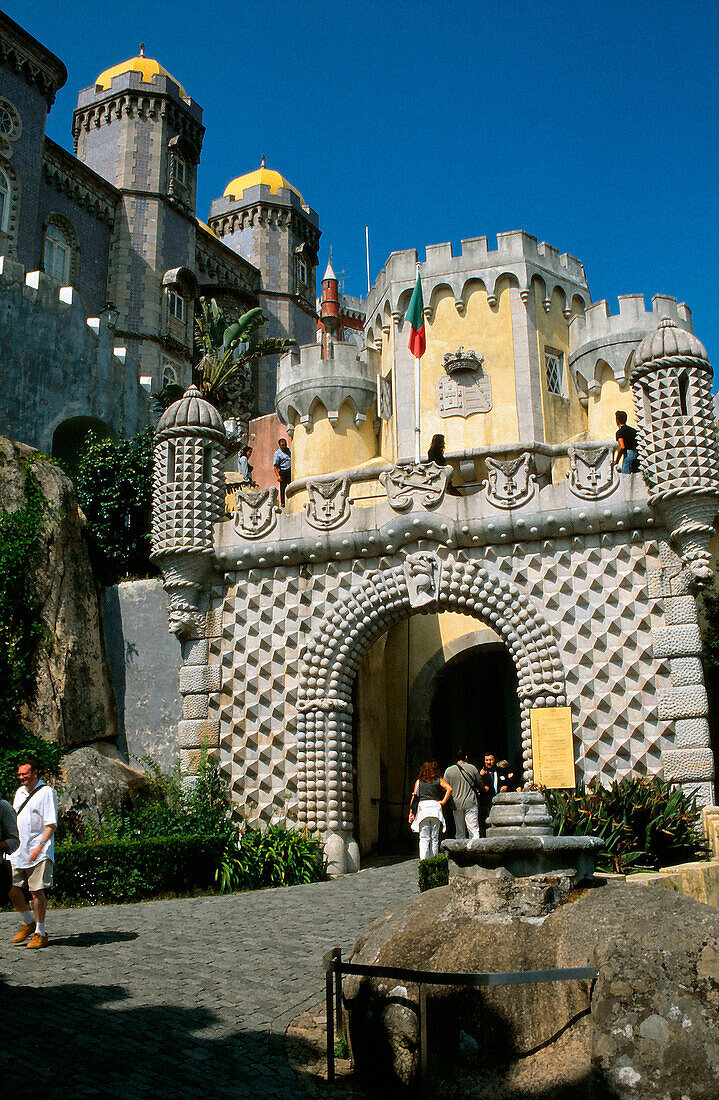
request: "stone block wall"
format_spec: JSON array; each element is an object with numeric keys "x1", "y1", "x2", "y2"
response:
[
  {"x1": 103, "y1": 580, "x2": 182, "y2": 773},
  {"x1": 0, "y1": 255, "x2": 148, "y2": 452}
]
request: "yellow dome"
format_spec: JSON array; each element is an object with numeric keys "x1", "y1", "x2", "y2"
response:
[
  {"x1": 95, "y1": 55, "x2": 189, "y2": 101},
  {"x1": 223, "y1": 167, "x2": 304, "y2": 205}
]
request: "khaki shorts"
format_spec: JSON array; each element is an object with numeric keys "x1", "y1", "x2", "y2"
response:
[{"x1": 12, "y1": 860, "x2": 53, "y2": 892}]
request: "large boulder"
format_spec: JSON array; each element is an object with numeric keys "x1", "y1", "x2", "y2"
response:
[
  {"x1": 0, "y1": 436, "x2": 118, "y2": 746},
  {"x1": 57, "y1": 743, "x2": 151, "y2": 837},
  {"x1": 344, "y1": 881, "x2": 719, "y2": 1098}
]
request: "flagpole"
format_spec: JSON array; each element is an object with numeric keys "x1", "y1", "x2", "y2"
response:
[
  {"x1": 413, "y1": 262, "x2": 421, "y2": 463},
  {"x1": 365, "y1": 226, "x2": 371, "y2": 296}
]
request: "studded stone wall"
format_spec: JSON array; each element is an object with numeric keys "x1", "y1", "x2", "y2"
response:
[{"x1": 204, "y1": 529, "x2": 673, "y2": 829}]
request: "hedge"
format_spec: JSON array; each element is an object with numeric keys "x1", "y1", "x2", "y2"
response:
[
  {"x1": 53, "y1": 834, "x2": 225, "y2": 903},
  {"x1": 418, "y1": 853, "x2": 449, "y2": 892}
]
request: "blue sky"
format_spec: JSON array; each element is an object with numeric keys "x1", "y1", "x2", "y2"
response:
[{"x1": 10, "y1": 0, "x2": 719, "y2": 361}]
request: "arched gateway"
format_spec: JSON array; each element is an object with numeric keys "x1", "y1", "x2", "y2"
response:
[{"x1": 295, "y1": 552, "x2": 565, "y2": 874}]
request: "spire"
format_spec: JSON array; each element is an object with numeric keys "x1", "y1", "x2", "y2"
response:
[
  {"x1": 323, "y1": 249, "x2": 337, "y2": 282},
  {"x1": 140, "y1": 42, "x2": 146, "y2": 57},
  {"x1": 260, "y1": 153, "x2": 266, "y2": 168}
]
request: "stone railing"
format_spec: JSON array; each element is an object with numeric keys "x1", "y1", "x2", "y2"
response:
[
  {"x1": 282, "y1": 440, "x2": 620, "y2": 510},
  {"x1": 218, "y1": 440, "x2": 637, "y2": 556}
]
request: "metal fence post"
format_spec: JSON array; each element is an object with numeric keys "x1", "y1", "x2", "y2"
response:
[
  {"x1": 334, "y1": 948, "x2": 343, "y2": 1036},
  {"x1": 419, "y1": 983, "x2": 427, "y2": 1083},
  {"x1": 324, "y1": 949, "x2": 336, "y2": 1084}
]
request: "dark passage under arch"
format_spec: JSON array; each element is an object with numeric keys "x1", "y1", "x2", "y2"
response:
[{"x1": 429, "y1": 646, "x2": 522, "y2": 774}]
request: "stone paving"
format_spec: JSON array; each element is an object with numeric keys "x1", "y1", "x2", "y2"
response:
[{"x1": 0, "y1": 859, "x2": 417, "y2": 1099}]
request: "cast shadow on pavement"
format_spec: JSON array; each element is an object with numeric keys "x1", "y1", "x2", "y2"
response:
[
  {"x1": 0, "y1": 976, "x2": 320, "y2": 1099},
  {"x1": 47, "y1": 931, "x2": 139, "y2": 948}
]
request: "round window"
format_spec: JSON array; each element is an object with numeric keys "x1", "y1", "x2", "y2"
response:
[{"x1": 0, "y1": 107, "x2": 13, "y2": 135}]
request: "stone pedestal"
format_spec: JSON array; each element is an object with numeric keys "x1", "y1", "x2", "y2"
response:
[{"x1": 443, "y1": 791, "x2": 603, "y2": 921}]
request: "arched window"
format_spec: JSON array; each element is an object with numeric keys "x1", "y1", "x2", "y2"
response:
[
  {"x1": 43, "y1": 222, "x2": 72, "y2": 283},
  {"x1": 678, "y1": 371, "x2": 690, "y2": 417},
  {"x1": 0, "y1": 169, "x2": 8, "y2": 233}
]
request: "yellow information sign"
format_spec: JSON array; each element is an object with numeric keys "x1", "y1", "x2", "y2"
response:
[{"x1": 530, "y1": 706, "x2": 575, "y2": 789}]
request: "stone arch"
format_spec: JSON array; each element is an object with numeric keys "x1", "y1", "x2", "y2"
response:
[
  {"x1": 406, "y1": 626, "x2": 504, "y2": 770},
  {"x1": 295, "y1": 554, "x2": 566, "y2": 872}
]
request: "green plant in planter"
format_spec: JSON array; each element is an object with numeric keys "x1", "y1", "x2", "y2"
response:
[{"x1": 544, "y1": 776, "x2": 705, "y2": 874}]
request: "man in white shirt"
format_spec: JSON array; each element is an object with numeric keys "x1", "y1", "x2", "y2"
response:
[{"x1": 8, "y1": 756, "x2": 58, "y2": 949}]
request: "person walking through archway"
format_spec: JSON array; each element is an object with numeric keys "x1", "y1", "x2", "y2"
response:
[
  {"x1": 443, "y1": 749, "x2": 482, "y2": 841},
  {"x1": 408, "y1": 760, "x2": 452, "y2": 860}
]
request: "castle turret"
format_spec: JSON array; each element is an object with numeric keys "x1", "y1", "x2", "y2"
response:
[
  {"x1": 320, "y1": 258, "x2": 340, "y2": 334},
  {"x1": 276, "y1": 341, "x2": 378, "y2": 482},
  {"x1": 73, "y1": 50, "x2": 204, "y2": 388},
  {"x1": 152, "y1": 385, "x2": 227, "y2": 638},
  {"x1": 208, "y1": 160, "x2": 320, "y2": 413},
  {"x1": 631, "y1": 319, "x2": 719, "y2": 585}
]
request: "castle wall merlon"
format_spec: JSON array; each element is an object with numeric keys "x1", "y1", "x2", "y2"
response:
[
  {"x1": 367, "y1": 232, "x2": 590, "y2": 321},
  {"x1": 276, "y1": 341, "x2": 376, "y2": 425},
  {"x1": 76, "y1": 72, "x2": 203, "y2": 124},
  {"x1": 569, "y1": 295, "x2": 696, "y2": 390}
]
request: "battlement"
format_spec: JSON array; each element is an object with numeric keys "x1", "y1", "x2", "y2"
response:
[
  {"x1": 276, "y1": 340, "x2": 376, "y2": 427},
  {"x1": 0, "y1": 256, "x2": 148, "y2": 452},
  {"x1": 570, "y1": 294, "x2": 693, "y2": 350},
  {"x1": 367, "y1": 230, "x2": 589, "y2": 318},
  {"x1": 76, "y1": 70, "x2": 202, "y2": 121}
]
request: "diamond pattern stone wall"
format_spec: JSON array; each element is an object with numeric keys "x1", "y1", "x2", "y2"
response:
[{"x1": 204, "y1": 533, "x2": 674, "y2": 826}]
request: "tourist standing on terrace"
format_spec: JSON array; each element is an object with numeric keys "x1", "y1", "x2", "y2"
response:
[
  {"x1": 614, "y1": 411, "x2": 639, "y2": 473},
  {"x1": 273, "y1": 438, "x2": 292, "y2": 506}
]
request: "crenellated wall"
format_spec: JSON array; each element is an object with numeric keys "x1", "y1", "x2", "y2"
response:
[{"x1": 0, "y1": 255, "x2": 148, "y2": 453}]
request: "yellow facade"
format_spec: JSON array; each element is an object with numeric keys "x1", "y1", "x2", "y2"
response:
[{"x1": 588, "y1": 362, "x2": 637, "y2": 439}]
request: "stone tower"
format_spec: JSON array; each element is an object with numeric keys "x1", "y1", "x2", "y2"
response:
[
  {"x1": 207, "y1": 159, "x2": 320, "y2": 413},
  {"x1": 151, "y1": 384, "x2": 227, "y2": 640},
  {"x1": 73, "y1": 50, "x2": 205, "y2": 388},
  {"x1": 631, "y1": 319, "x2": 719, "y2": 806},
  {"x1": 631, "y1": 319, "x2": 719, "y2": 584}
]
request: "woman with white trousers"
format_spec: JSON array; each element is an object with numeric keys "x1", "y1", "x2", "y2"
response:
[{"x1": 408, "y1": 760, "x2": 452, "y2": 860}]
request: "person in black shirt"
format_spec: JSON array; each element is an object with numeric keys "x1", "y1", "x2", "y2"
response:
[
  {"x1": 614, "y1": 411, "x2": 639, "y2": 473},
  {"x1": 427, "y1": 434, "x2": 462, "y2": 495}
]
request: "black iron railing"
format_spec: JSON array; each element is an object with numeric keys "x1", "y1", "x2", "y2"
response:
[{"x1": 323, "y1": 947, "x2": 597, "y2": 1084}]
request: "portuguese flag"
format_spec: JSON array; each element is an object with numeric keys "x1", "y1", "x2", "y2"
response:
[{"x1": 406, "y1": 271, "x2": 426, "y2": 358}]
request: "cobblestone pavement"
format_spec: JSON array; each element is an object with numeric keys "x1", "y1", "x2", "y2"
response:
[{"x1": 0, "y1": 859, "x2": 417, "y2": 1099}]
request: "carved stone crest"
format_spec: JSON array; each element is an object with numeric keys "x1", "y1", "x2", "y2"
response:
[
  {"x1": 380, "y1": 461, "x2": 449, "y2": 512},
  {"x1": 403, "y1": 551, "x2": 441, "y2": 608},
  {"x1": 304, "y1": 478, "x2": 352, "y2": 530},
  {"x1": 567, "y1": 445, "x2": 619, "y2": 501},
  {"x1": 233, "y1": 487, "x2": 280, "y2": 539},
  {"x1": 437, "y1": 347, "x2": 492, "y2": 418},
  {"x1": 484, "y1": 453, "x2": 537, "y2": 509}
]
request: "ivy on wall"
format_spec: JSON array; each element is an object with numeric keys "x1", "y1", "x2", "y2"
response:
[
  {"x1": 0, "y1": 459, "x2": 61, "y2": 796},
  {"x1": 73, "y1": 428, "x2": 155, "y2": 588}
]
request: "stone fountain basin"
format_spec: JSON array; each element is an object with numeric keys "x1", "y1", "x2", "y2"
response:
[{"x1": 443, "y1": 835, "x2": 604, "y2": 881}]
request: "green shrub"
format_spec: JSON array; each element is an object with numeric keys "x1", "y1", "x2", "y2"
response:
[
  {"x1": 73, "y1": 429, "x2": 155, "y2": 587},
  {"x1": 54, "y1": 834, "x2": 225, "y2": 903},
  {"x1": 545, "y1": 777, "x2": 705, "y2": 874},
  {"x1": 418, "y1": 853, "x2": 449, "y2": 892},
  {"x1": 216, "y1": 823, "x2": 325, "y2": 892},
  {"x1": 69, "y1": 753, "x2": 234, "y2": 844}
]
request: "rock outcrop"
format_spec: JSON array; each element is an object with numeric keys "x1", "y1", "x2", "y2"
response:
[
  {"x1": 345, "y1": 882, "x2": 719, "y2": 1098},
  {"x1": 0, "y1": 436, "x2": 118, "y2": 746},
  {"x1": 57, "y1": 743, "x2": 151, "y2": 837}
]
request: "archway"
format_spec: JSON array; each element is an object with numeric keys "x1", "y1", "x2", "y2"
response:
[
  {"x1": 296, "y1": 552, "x2": 566, "y2": 873},
  {"x1": 429, "y1": 646, "x2": 521, "y2": 774},
  {"x1": 52, "y1": 416, "x2": 113, "y2": 475}
]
